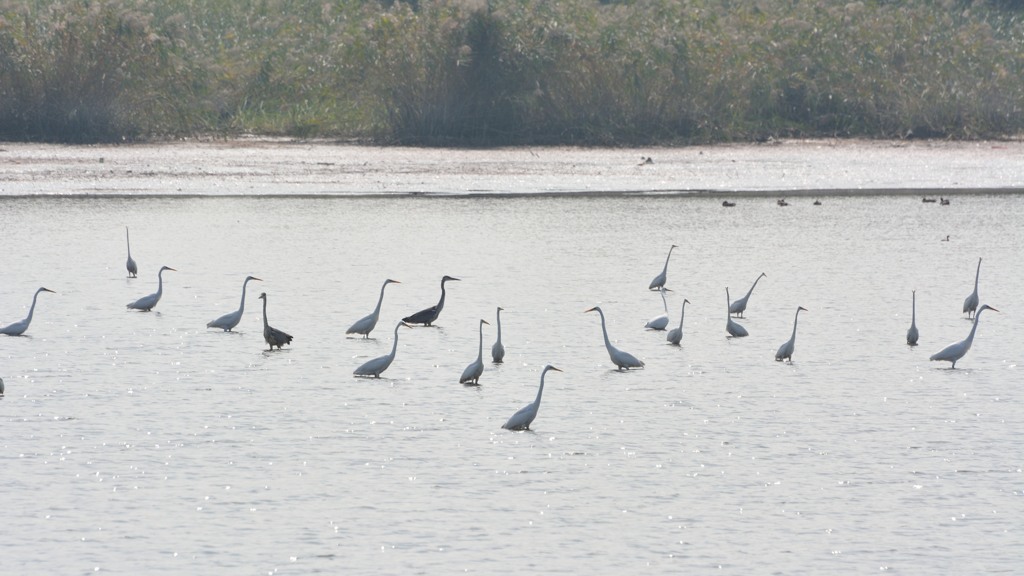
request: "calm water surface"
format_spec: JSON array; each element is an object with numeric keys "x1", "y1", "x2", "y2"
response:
[{"x1": 1, "y1": 193, "x2": 1021, "y2": 574}]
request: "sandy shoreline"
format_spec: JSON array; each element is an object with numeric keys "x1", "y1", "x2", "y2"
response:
[{"x1": 1, "y1": 138, "x2": 1021, "y2": 197}]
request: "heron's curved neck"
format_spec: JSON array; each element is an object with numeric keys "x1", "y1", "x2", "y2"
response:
[
  {"x1": 791, "y1": 309, "x2": 802, "y2": 338},
  {"x1": 261, "y1": 298, "x2": 269, "y2": 328},
  {"x1": 678, "y1": 301, "x2": 687, "y2": 326},
  {"x1": 660, "y1": 289, "x2": 668, "y2": 312},
  {"x1": 436, "y1": 280, "x2": 449, "y2": 313},
  {"x1": 973, "y1": 259, "x2": 982, "y2": 289},
  {"x1": 126, "y1": 228, "x2": 132, "y2": 255},
  {"x1": 155, "y1": 269, "x2": 166, "y2": 297},
  {"x1": 725, "y1": 289, "x2": 731, "y2": 311},
  {"x1": 662, "y1": 246, "x2": 675, "y2": 272}
]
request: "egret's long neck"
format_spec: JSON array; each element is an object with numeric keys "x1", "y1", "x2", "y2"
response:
[
  {"x1": 660, "y1": 289, "x2": 668, "y2": 313},
  {"x1": 911, "y1": 292, "x2": 916, "y2": 322},
  {"x1": 725, "y1": 289, "x2": 731, "y2": 313},
  {"x1": 26, "y1": 289, "x2": 43, "y2": 323},
  {"x1": 477, "y1": 321, "x2": 485, "y2": 358},
  {"x1": 126, "y1": 228, "x2": 131, "y2": 256},
  {"x1": 791, "y1": 309, "x2": 802, "y2": 339},
  {"x1": 495, "y1": 310, "x2": 502, "y2": 342},
  {"x1": 373, "y1": 282, "x2": 389, "y2": 317},
  {"x1": 389, "y1": 325, "x2": 401, "y2": 357},
  {"x1": 534, "y1": 370, "x2": 549, "y2": 405},
  {"x1": 746, "y1": 275, "x2": 762, "y2": 298},
  {"x1": 965, "y1": 309, "x2": 985, "y2": 347},
  {"x1": 156, "y1": 269, "x2": 165, "y2": 298},
  {"x1": 261, "y1": 298, "x2": 269, "y2": 329},
  {"x1": 662, "y1": 246, "x2": 674, "y2": 273},
  {"x1": 974, "y1": 260, "x2": 982, "y2": 289},
  {"x1": 239, "y1": 278, "x2": 251, "y2": 313},
  {"x1": 598, "y1": 310, "x2": 611, "y2": 347},
  {"x1": 678, "y1": 302, "x2": 687, "y2": 326}
]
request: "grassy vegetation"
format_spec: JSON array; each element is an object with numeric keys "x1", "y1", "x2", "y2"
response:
[{"x1": 1, "y1": 0, "x2": 1023, "y2": 144}]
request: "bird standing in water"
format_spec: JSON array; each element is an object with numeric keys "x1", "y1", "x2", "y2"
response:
[
  {"x1": 1, "y1": 287, "x2": 56, "y2": 336},
  {"x1": 502, "y1": 365, "x2": 562, "y2": 431},
  {"x1": 127, "y1": 266, "x2": 175, "y2": 311},
  {"x1": 125, "y1": 227, "x2": 138, "y2": 278},
  {"x1": 403, "y1": 275, "x2": 460, "y2": 326},
  {"x1": 648, "y1": 244, "x2": 678, "y2": 291},
  {"x1": 460, "y1": 319, "x2": 490, "y2": 385},
  {"x1": 585, "y1": 306, "x2": 644, "y2": 370},
  {"x1": 207, "y1": 275, "x2": 262, "y2": 331},
  {"x1": 347, "y1": 279, "x2": 400, "y2": 338},
  {"x1": 258, "y1": 292, "x2": 293, "y2": 350},
  {"x1": 491, "y1": 306, "x2": 505, "y2": 363},
  {"x1": 930, "y1": 304, "x2": 997, "y2": 368}
]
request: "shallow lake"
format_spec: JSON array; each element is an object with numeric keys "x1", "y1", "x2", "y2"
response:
[{"x1": 1, "y1": 189, "x2": 1021, "y2": 574}]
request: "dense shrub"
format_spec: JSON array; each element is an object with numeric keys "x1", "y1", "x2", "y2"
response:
[{"x1": 1, "y1": 0, "x2": 1022, "y2": 144}]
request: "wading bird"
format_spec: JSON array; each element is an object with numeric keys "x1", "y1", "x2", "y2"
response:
[
  {"x1": 354, "y1": 321, "x2": 410, "y2": 377},
  {"x1": 725, "y1": 288, "x2": 749, "y2": 338},
  {"x1": 666, "y1": 298, "x2": 690, "y2": 345},
  {"x1": 491, "y1": 306, "x2": 505, "y2": 363},
  {"x1": 0, "y1": 377, "x2": 4, "y2": 395},
  {"x1": 258, "y1": 292, "x2": 293, "y2": 350},
  {"x1": 775, "y1": 306, "x2": 807, "y2": 362},
  {"x1": 460, "y1": 319, "x2": 490, "y2": 385},
  {"x1": 930, "y1": 304, "x2": 997, "y2": 368},
  {"x1": 403, "y1": 275, "x2": 460, "y2": 326},
  {"x1": 648, "y1": 244, "x2": 678, "y2": 291},
  {"x1": 907, "y1": 290, "x2": 919, "y2": 346},
  {"x1": 501, "y1": 365, "x2": 562, "y2": 431},
  {"x1": 645, "y1": 287, "x2": 671, "y2": 330},
  {"x1": 729, "y1": 272, "x2": 766, "y2": 318},
  {"x1": 207, "y1": 275, "x2": 262, "y2": 331},
  {"x1": 347, "y1": 279, "x2": 400, "y2": 338},
  {"x1": 125, "y1": 227, "x2": 138, "y2": 278},
  {"x1": 1, "y1": 287, "x2": 56, "y2": 336},
  {"x1": 127, "y1": 266, "x2": 176, "y2": 311},
  {"x1": 963, "y1": 258, "x2": 982, "y2": 319},
  {"x1": 585, "y1": 306, "x2": 644, "y2": 370}
]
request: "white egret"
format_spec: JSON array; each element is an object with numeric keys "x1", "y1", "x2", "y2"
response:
[
  {"x1": 907, "y1": 290, "x2": 919, "y2": 346},
  {"x1": 257, "y1": 292, "x2": 293, "y2": 350},
  {"x1": 502, "y1": 365, "x2": 562, "y2": 431},
  {"x1": 403, "y1": 275, "x2": 460, "y2": 326},
  {"x1": 125, "y1": 226, "x2": 138, "y2": 278},
  {"x1": 963, "y1": 257, "x2": 981, "y2": 318},
  {"x1": 126, "y1": 266, "x2": 176, "y2": 311},
  {"x1": 1, "y1": 287, "x2": 56, "y2": 336},
  {"x1": 725, "y1": 287, "x2": 748, "y2": 337},
  {"x1": 775, "y1": 306, "x2": 807, "y2": 362},
  {"x1": 585, "y1": 306, "x2": 645, "y2": 370},
  {"x1": 648, "y1": 244, "x2": 678, "y2": 291},
  {"x1": 930, "y1": 304, "x2": 997, "y2": 368},
  {"x1": 666, "y1": 298, "x2": 690, "y2": 345},
  {"x1": 347, "y1": 278, "x2": 400, "y2": 338},
  {"x1": 207, "y1": 275, "x2": 262, "y2": 331},
  {"x1": 645, "y1": 287, "x2": 671, "y2": 330},
  {"x1": 354, "y1": 321, "x2": 410, "y2": 377},
  {"x1": 729, "y1": 272, "x2": 766, "y2": 318},
  {"x1": 460, "y1": 319, "x2": 490, "y2": 385},
  {"x1": 491, "y1": 306, "x2": 505, "y2": 363}
]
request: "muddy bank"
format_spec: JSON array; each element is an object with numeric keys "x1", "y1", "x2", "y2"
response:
[{"x1": 0, "y1": 138, "x2": 1021, "y2": 197}]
